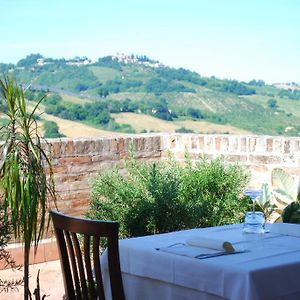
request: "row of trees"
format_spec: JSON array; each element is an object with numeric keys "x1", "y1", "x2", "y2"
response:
[
  {"x1": 43, "y1": 94, "x2": 136, "y2": 133},
  {"x1": 155, "y1": 66, "x2": 257, "y2": 95},
  {"x1": 206, "y1": 79, "x2": 256, "y2": 95},
  {"x1": 278, "y1": 89, "x2": 300, "y2": 101},
  {"x1": 97, "y1": 79, "x2": 143, "y2": 97},
  {"x1": 155, "y1": 67, "x2": 207, "y2": 86},
  {"x1": 42, "y1": 92, "x2": 207, "y2": 123},
  {"x1": 97, "y1": 77, "x2": 195, "y2": 98}
]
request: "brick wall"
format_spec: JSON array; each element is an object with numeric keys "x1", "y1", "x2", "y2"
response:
[
  {"x1": 51, "y1": 135, "x2": 163, "y2": 216},
  {"x1": 10, "y1": 134, "x2": 300, "y2": 217}
]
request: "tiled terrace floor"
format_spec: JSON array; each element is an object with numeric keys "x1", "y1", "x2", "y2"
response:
[{"x1": 0, "y1": 260, "x2": 64, "y2": 299}]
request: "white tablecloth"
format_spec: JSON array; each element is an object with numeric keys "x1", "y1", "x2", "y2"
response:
[{"x1": 102, "y1": 223, "x2": 300, "y2": 300}]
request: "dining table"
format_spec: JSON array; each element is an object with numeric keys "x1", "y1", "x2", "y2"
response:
[{"x1": 101, "y1": 222, "x2": 300, "y2": 300}]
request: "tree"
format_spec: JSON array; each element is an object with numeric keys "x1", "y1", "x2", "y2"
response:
[
  {"x1": 152, "y1": 98, "x2": 173, "y2": 121},
  {"x1": 95, "y1": 110, "x2": 111, "y2": 125},
  {"x1": 267, "y1": 98, "x2": 278, "y2": 110},
  {"x1": 44, "y1": 93, "x2": 62, "y2": 106},
  {"x1": 175, "y1": 127, "x2": 195, "y2": 133},
  {"x1": 220, "y1": 80, "x2": 256, "y2": 95},
  {"x1": 98, "y1": 87, "x2": 109, "y2": 98},
  {"x1": 75, "y1": 83, "x2": 88, "y2": 92},
  {"x1": 248, "y1": 79, "x2": 265, "y2": 87},
  {"x1": 0, "y1": 76, "x2": 56, "y2": 300},
  {"x1": 120, "y1": 98, "x2": 138, "y2": 112},
  {"x1": 43, "y1": 120, "x2": 66, "y2": 138},
  {"x1": 16, "y1": 54, "x2": 43, "y2": 68},
  {"x1": 186, "y1": 107, "x2": 203, "y2": 119}
]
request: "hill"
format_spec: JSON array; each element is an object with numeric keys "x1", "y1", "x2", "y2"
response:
[{"x1": 1, "y1": 53, "x2": 300, "y2": 137}]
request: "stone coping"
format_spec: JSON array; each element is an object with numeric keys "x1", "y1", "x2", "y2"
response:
[{"x1": 1, "y1": 239, "x2": 59, "y2": 270}]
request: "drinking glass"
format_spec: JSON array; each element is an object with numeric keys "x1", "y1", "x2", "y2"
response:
[
  {"x1": 244, "y1": 189, "x2": 262, "y2": 212},
  {"x1": 243, "y1": 211, "x2": 265, "y2": 234}
]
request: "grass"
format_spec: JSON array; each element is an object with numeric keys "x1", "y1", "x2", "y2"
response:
[
  {"x1": 26, "y1": 101, "x2": 121, "y2": 138},
  {"x1": 245, "y1": 94, "x2": 300, "y2": 118},
  {"x1": 89, "y1": 66, "x2": 120, "y2": 82},
  {"x1": 108, "y1": 92, "x2": 152, "y2": 101},
  {"x1": 41, "y1": 113, "x2": 122, "y2": 137},
  {"x1": 112, "y1": 112, "x2": 180, "y2": 132},
  {"x1": 60, "y1": 93, "x2": 91, "y2": 105},
  {"x1": 175, "y1": 120, "x2": 253, "y2": 134},
  {"x1": 121, "y1": 64, "x2": 156, "y2": 83},
  {"x1": 112, "y1": 112, "x2": 253, "y2": 134}
]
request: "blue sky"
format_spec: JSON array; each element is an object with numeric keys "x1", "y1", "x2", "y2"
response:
[{"x1": 1, "y1": 0, "x2": 300, "y2": 83}]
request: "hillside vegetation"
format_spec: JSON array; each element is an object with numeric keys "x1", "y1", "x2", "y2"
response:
[{"x1": 1, "y1": 53, "x2": 300, "y2": 137}]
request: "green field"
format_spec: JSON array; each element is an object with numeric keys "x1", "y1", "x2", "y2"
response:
[
  {"x1": 112, "y1": 112, "x2": 253, "y2": 134},
  {"x1": 89, "y1": 66, "x2": 120, "y2": 82},
  {"x1": 5, "y1": 53, "x2": 300, "y2": 137}
]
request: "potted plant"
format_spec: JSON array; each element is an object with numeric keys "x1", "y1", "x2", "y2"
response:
[{"x1": 0, "y1": 76, "x2": 56, "y2": 300}]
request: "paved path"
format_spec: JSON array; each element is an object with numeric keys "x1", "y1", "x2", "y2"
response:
[{"x1": 0, "y1": 260, "x2": 64, "y2": 299}]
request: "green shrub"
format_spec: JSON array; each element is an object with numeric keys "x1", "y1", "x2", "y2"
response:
[
  {"x1": 43, "y1": 120, "x2": 65, "y2": 138},
  {"x1": 282, "y1": 202, "x2": 300, "y2": 224},
  {"x1": 175, "y1": 127, "x2": 195, "y2": 133},
  {"x1": 179, "y1": 157, "x2": 250, "y2": 227},
  {"x1": 87, "y1": 154, "x2": 250, "y2": 238}
]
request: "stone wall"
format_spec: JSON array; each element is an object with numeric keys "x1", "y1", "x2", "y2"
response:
[
  {"x1": 163, "y1": 134, "x2": 300, "y2": 187},
  {"x1": 49, "y1": 134, "x2": 300, "y2": 216},
  {"x1": 51, "y1": 135, "x2": 163, "y2": 216}
]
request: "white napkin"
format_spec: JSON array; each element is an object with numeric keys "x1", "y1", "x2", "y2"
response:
[
  {"x1": 270, "y1": 223, "x2": 300, "y2": 237},
  {"x1": 186, "y1": 236, "x2": 235, "y2": 252}
]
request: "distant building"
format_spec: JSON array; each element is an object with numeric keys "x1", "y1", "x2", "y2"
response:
[
  {"x1": 272, "y1": 82, "x2": 300, "y2": 91},
  {"x1": 37, "y1": 58, "x2": 45, "y2": 66},
  {"x1": 112, "y1": 52, "x2": 164, "y2": 68},
  {"x1": 36, "y1": 58, "x2": 54, "y2": 66},
  {"x1": 66, "y1": 56, "x2": 94, "y2": 66}
]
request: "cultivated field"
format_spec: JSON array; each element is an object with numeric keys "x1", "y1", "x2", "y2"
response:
[
  {"x1": 112, "y1": 112, "x2": 253, "y2": 134},
  {"x1": 41, "y1": 113, "x2": 122, "y2": 138}
]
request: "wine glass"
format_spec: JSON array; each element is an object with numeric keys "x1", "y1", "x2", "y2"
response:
[
  {"x1": 243, "y1": 189, "x2": 265, "y2": 234},
  {"x1": 244, "y1": 189, "x2": 262, "y2": 212}
]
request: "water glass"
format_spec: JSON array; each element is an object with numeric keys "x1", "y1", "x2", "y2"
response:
[{"x1": 243, "y1": 211, "x2": 265, "y2": 234}]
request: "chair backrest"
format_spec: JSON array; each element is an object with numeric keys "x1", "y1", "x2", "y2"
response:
[{"x1": 50, "y1": 210, "x2": 125, "y2": 300}]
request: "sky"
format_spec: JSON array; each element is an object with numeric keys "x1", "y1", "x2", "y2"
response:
[{"x1": 1, "y1": 0, "x2": 300, "y2": 83}]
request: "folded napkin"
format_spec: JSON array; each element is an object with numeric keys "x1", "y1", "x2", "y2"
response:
[
  {"x1": 186, "y1": 236, "x2": 235, "y2": 252},
  {"x1": 270, "y1": 223, "x2": 300, "y2": 237}
]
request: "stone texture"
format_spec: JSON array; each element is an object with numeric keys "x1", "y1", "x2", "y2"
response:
[
  {"x1": 226, "y1": 155, "x2": 247, "y2": 163},
  {"x1": 249, "y1": 155, "x2": 281, "y2": 164},
  {"x1": 240, "y1": 137, "x2": 247, "y2": 152},
  {"x1": 41, "y1": 134, "x2": 300, "y2": 220},
  {"x1": 215, "y1": 137, "x2": 221, "y2": 151},
  {"x1": 267, "y1": 138, "x2": 273, "y2": 152},
  {"x1": 284, "y1": 140, "x2": 291, "y2": 154}
]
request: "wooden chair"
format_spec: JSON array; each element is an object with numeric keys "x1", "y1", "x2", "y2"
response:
[{"x1": 50, "y1": 210, "x2": 125, "y2": 300}]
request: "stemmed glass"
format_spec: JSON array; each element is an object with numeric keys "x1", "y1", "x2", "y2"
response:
[
  {"x1": 244, "y1": 189, "x2": 262, "y2": 212},
  {"x1": 243, "y1": 189, "x2": 265, "y2": 234}
]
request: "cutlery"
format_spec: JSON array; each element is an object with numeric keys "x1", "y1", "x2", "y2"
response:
[{"x1": 195, "y1": 250, "x2": 247, "y2": 259}]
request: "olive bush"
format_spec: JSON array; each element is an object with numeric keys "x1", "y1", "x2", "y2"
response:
[{"x1": 87, "y1": 154, "x2": 251, "y2": 238}]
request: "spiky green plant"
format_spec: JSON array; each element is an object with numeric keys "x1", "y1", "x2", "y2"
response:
[
  {"x1": 256, "y1": 168, "x2": 300, "y2": 223},
  {"x1": 0, "y1": 76, "x2": 56, "y2": 300},
  {"x1": 271, "y1": 168, "x2": 300, "y2": 209}
]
